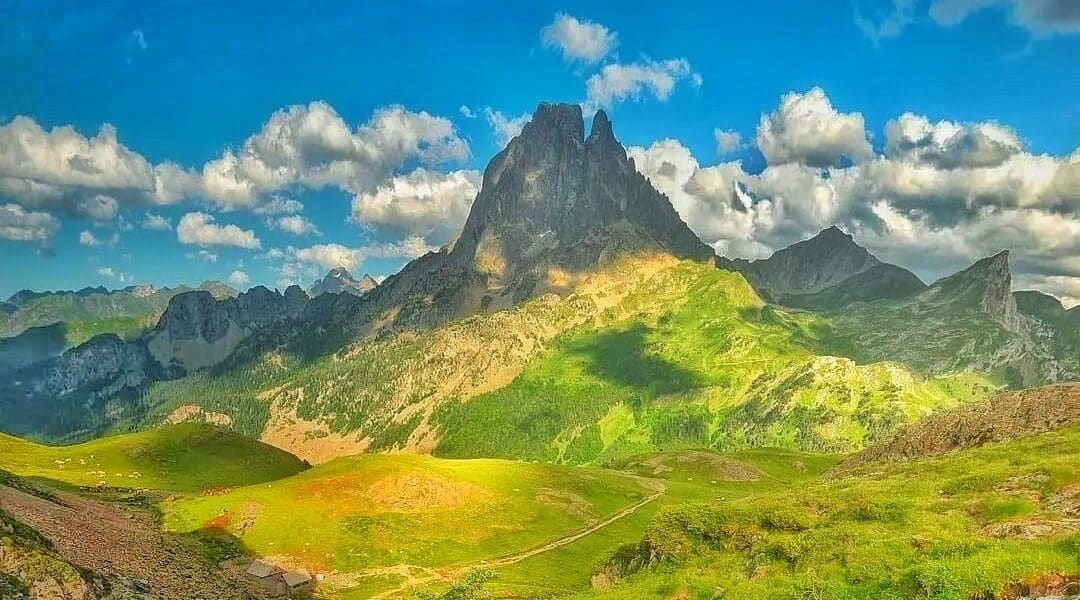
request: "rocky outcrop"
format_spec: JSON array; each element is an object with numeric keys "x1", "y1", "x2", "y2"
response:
[
  {"x1": 843, "y1": 383, "x2": 1080, "y2": 467},
  {"x1": 923, "y1": 250, "x2": 1021, "y2": 332}
]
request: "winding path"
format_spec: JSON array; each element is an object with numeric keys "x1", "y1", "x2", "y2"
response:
[{"x1": 364, "y1": 479, "x2": 667, "y2": 599}]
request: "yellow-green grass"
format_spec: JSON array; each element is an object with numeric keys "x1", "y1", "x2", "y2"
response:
[
  {"x1": 469, "y1": 448, "x2": 841, "y2": 598},
  {"x1": 161, "y1": 452, "x2": 656, "y2": 580},
  {"x1": 572, "y1": 425, "x2": 1080, "y2": 600},
  {"x1": 0, "y1": 423, "x2": 307, "y2": 492}
]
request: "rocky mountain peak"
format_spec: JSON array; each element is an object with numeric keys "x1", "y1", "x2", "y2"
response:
[
  {"x1": 726, "y1": 226, "x2": 883, "y2": 297},
  {"x1": 449, "y1": 101, "x2": 713, "y2": 282},
  {"x1": 310, "y1": 267, "x2": 376, "y2": 297},
  {"x1": 926, "y1": 250, "x2": 1020, "y2": 331}
]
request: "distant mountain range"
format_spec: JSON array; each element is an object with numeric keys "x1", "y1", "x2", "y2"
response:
[
  {"x1": 309, "y1": 267, "x2": 378, "y2": 297},
  {"x1": 0, "y1": 103, "x2": 1075, "y2": 462}
]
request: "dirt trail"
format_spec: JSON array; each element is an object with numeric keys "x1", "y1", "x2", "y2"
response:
[
  {"x1": 0, "y1": 484, "x2": 270, "y2": 600},
  {"x1": 364, "y1": 480, "x2": 666, "y2": 599}
]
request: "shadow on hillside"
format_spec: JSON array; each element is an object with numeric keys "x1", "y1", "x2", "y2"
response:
[{"x1": 567, "y1": 323, "x2": 703, "y2": 398}]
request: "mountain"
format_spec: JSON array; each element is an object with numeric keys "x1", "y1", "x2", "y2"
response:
[
  {"x1": 311, "y1": 102, "x2": 715, "y2": 334},
  {"x1": 0, "y1": 285, "x2": 308, "y2": 440},
  {"x1": 718, "y1": 227, "x2": 926, "y2": 309},
  {"x1": 0, "y1": 281, "x2": 238, "y2": 343},
  {"x1": 1015, "y1": 289, "x2": 1080, "y2": 378},
  {"x1": 309, "y1": 267, "x2": 378, "y2": 297},
  {"x1": 828, "y1": 251, "x2": 1074, "y2": 386},
  {"x1": 0, "y1": 323, "x2": 67, "y2": 373}
]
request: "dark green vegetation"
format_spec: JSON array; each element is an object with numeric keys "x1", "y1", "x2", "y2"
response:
[{"x1": 577, "y1": 424, "x2": 1080, "y2": 600}]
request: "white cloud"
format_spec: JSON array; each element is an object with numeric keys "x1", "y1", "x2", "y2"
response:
[
  {"x1": 930, "y1": 0, "x2": 1080, "y2": 35},
  {"x1": 484, "y1": 108, "x2": 530, "y2": 148},
  {"x1": 540, "y1": 13, "x2": 618, "y2": 64},
  {"x1": 141, "y1": 213, "x2": 171, "y2": 230},
  {"x1": 278, "y1": 236, "x2": 436, "y2": 284},
  {"x1": 227, "y1": 269, "x2": 250, "y2": 286},
  {"x1": 628, "y1": 88, "x2": 1080, "y2": 305},
  {"x1": 270, "y1": 214, "x2": 321, "y2": 236},
  {"x1": 459, "y1": 105, "x2": 476, "y2": 119},
  {"x1": 0, "y1": 203, "x2": 59, "y2": 245},
  {"x1": 885, "y1": 112, "x2": 1023, "y2": 169},
  {"x1": 176, "y1": 212, "x2": 261, "y2": 249},
  {"x1": 79, "y1": 230, "x2": 102, "y2": 246},
  {"x1": 756, "y1": 87, "x2": 874, "y2": 168},
  {"x1": 584, "y1": 59, "x2": 699, "y2": 111},
  {"x1": 714, "y1": 129, "x2": 743, "y2": 155},
  {"x1": 351, "y1": 168, "x2": 480, "y2": 244},
  {"x1": 854, "y1": 0, "x2": 917, "y2": 45},
  {"x1": 97, "y1": 267, "x2": 115, "y2": 278},
  {"x1": 187, "y1": 249, "x2": 219, "y2": 263},
  {"x1": 0, "y1": 116, "x2": 156, "y2": 215},
  {"x1": 130, "y1": 29, "x2": 147, "y2": 51},
  {"x1": 182, "y1": 102, "x2": 470, "y2": 211}
]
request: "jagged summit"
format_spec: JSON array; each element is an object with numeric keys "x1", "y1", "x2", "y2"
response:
[
  {"x1": 924, "y1": 250, "x2": 1019, "y2": 330},
  {"x1": 310, "y1": 267, "x2": 377, "y2": 297},
  {"x1": 448, "y1": 102, "x2": 713, "y2": 279}
]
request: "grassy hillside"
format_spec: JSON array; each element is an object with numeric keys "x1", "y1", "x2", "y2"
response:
[
  {"x1": 130, "y1": 259, "x2": 993, "y2": 464},
  {"x1": 433, "y1": 262, "x2": 993, "y2": 462},
  {"x1": 160, "y1": 452, "x2": 657, "y2": 596},
  {"x1": 0, "y1": 423, "x2": 307, "y2": 492},
  {"x1": 576, "y1": 425, "x2": 1080, "y2": 600}
]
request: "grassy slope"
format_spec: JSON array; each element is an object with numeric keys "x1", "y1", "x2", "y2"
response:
[
  {"x1": 575, "y1": 426, "x2": 1080, "y2": 600},
  {"x1": 434, "y1": 262, "x2": 994, "y2": 462},
  {"x1": 160, "y1": 453, "x2": 654, "y2": 582},
  {"x1": 0, "y1": 423, "x2": 308, "y2": 492}
]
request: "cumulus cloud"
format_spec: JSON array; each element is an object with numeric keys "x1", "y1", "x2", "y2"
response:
[
  {"x1": 714, "y1": 129, "x2": 743, "y2": 155},
  {"x1": 0, "y1": 203, "x2": 59, "y2": 245},
  {"x1": 277, "y1": 237, "x2": 435, "y2": 284},
  {"x1": 885, "y1": 112, "x2": 1023, "y2": 169},
  {"x1": 270, "y1": 214, "x2": 321, "y2": 236},
  {"x1": 628, "y1": 87, "x2": 1080, "y2": 305},
  {"x1": 227, "y1": 269, "x2": 250, "y2": 286},
  {"x1": 584, "y1": 59, "x2": 700, "y2": 111},
  {"x1": 351, "y1": 168, "x2": 480, "y2": 244},
  {"x1": 459, "y1": 105, "x2": 476, "y2": 119},
  {"x1": 541, "y1": 13, "x2": 618, "y2": 64},
  {"x1": 0, "y1": 103, "x2": 469, "y2": 236},
  {"x1": 0, "y1": 116, "x2": 155, "y2": 217},
  {"x1": 141, "y1": 213, "x2": 171, "y2": 230},
  {"x1": 756, "y1": 87, "x2": 874, "y2": 168},
  {"x1": 173, "y1": 102, "x2": 470, "y2": 211},
  {"x1": 484, "y1": 108, "x2": 530, "y2": 148},
  {"x1": 176, "y1": 212, "x2": 261, "y2": 249}
]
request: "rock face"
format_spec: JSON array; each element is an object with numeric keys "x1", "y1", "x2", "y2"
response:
[
  {"x1": 309, "y1": 267, "x2": 377, "y2": 297},
  {"x1": 0, "y1": 323, "x2": 67, "y2": 373},
  {"x1": 828, "y1": 251, "x2": 1075, "y2": 386},
  {"x1": 782, "y1": 263, "x2": 927, "y2": 310},
  {"x1": 844, "y1": 383, "x2": 1080, "y2": 467},
  {"x1": 923, "y1": 250, "x2": 1020, "y2": 332},
  {"x1": 0, "y1": 286, "x2": 309, "y2": 439},
  {"x1": 722, "y1": 226, "x2": 885, "y2": 298}
]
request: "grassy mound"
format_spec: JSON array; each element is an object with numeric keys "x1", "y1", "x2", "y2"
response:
[
  {"x1": 578, "y1": 425, "x2": 1080, "y2": 600},
  {"x1": 0, "y1": 422, "x2": 308, "y2": 492},
  {"x1": 161, "y1": 453, "x2": 655, "y2": 582}
]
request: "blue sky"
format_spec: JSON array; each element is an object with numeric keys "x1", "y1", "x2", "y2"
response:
[{"x1": 2, "y1": 0, "x2": 1078, "y2": 303}]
